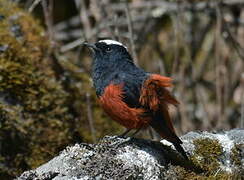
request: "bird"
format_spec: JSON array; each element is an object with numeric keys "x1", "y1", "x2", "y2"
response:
[{"x1": 84, "y1": 39, "x2": 188, "y2": 159}]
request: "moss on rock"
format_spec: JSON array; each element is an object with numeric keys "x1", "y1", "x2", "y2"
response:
[
  {"x1": 231, "y1": 144, "x2": 243, "y2": 166},
  {"x1": 191, "y1": 138, "x2": 223, "y2": 173},
  {"x1": 0, "y1": 0, "x2": 74, "y2": 178},
  {"x1": 163, "y1": 137, "x2": 239, "y2": 179},
  {"x1": 0, "y1": 1, "x2": 123, "y2": 178},
  {"x1": 165, "y1": 165, "x2": 233, "y2": 180}
]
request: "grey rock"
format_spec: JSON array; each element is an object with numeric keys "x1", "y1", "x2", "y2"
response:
[
  {"x1": 18, "y1": 129, "x2": 244, "y2": 180},
  {"x1": 226, "y1": 129, "x2": 244, "y2": 144},
  {"x1": 18, "y1": 136, "x2": 186, "y2": 180}
]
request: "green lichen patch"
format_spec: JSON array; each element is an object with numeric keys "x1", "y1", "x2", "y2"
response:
[
  {"x1": 231, "y1": 144, "x2": 244, "y2": 167},
  {"x1": 163, "y1": 137, "x2": 237, "y2": 179},
  {"x1": 0, "y1": 0, "x2": 75, "y2": 178},
  {"x1": 191, "y1": 138, "x2": 223, "y2": 173},
  {"x1": 165, "y1": 165, "x2": 233, "y2": 180}
]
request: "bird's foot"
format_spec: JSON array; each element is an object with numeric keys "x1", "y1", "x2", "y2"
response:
[{"x1": 118, "y1": 129, "x2": 132, "y2": 137}]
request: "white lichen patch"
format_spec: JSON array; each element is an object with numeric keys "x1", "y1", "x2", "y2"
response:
[
  {"x1": 65, "y1": 144, "x2": 83, "y2": 158},
  {"x1": 116, "y1": 146, "x2": 162, "y2": 179},
  {"x1": 213, "y1": 134, "x2": 234, "y2": 173},
  {"x1": 36, "y1": 144, "x2": 92, "y2": 177},
  {"x1": 214, "y1": 134, "x2": 234, "y2": 155}
]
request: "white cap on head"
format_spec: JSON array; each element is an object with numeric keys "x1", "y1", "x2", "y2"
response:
[{"x1": 98, "y1": 39, "x2": 127, "y2": 49}]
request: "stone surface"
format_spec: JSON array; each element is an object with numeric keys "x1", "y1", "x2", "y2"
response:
[
  {"x1": 18, "y1": 137, "x2": 171, "y2": 180},
  {"x1": 181, "y1": 129, "x2": 244, "y2": 173},
  {"x1": 18, "y1": 129, "x2": 244, "y2": 180}
]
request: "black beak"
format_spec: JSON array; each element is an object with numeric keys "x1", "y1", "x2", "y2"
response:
[{"x1": 83, "y1": 42, "x2": 98, "y2": 53}]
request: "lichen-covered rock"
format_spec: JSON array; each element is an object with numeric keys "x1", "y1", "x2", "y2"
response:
[
  {"x1": 164, "y1": 129, "x2": 244, "y2": 179},
  {"x1": 18, "y1": 136, "x2": 182, "y2": 180},
  {"x1": 18, "y1": 129, "x2": 244, "y2": 180},
  {"x1": 182, "y1": 129, "x2": 244, "y2": 172}
]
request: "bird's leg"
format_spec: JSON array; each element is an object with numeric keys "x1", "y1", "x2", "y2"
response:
[
  {"x1": 119, "y1": 128, "x2": 132, "y2": 137},
  {"x1": 113, "y1": 128, "x2": 142, "y2": 148},
  {"x1": 110, "y1": 129, "x2": 131, "y2": 148},
  {"x1": 131, "y1": 127, "x2": 142, "y2": 137}
]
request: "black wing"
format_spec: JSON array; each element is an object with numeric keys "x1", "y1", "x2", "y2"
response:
[{"x1": 112, "y1": 65, "x2": 148, "y2": 108}]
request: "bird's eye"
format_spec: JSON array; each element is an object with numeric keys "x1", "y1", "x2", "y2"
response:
[{"x1": 106, "y1": 47, "x2": 112, "y2": 52}]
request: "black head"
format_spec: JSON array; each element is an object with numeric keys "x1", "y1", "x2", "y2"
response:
[
  {"x1": 84, "y1": 39, "x2": 139, "y2": 96},
  {"x1": 84, "y1": 39, "x2": 132, "y2": 64},
  {"x1": 84, "y1": 40, "x2": 148, "y2": 98}
]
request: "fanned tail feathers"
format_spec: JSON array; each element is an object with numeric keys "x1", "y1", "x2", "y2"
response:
[
  {"x1": 140, "y1": 74, "x2": 188, "y2": 159},
  {"x1": 139, "y1": 74, "x2": 179, "y2": 111}
]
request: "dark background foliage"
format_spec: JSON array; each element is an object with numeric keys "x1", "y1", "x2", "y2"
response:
[{"x1": 25, "y1": 0, "x2": 243, "y2": 134}]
